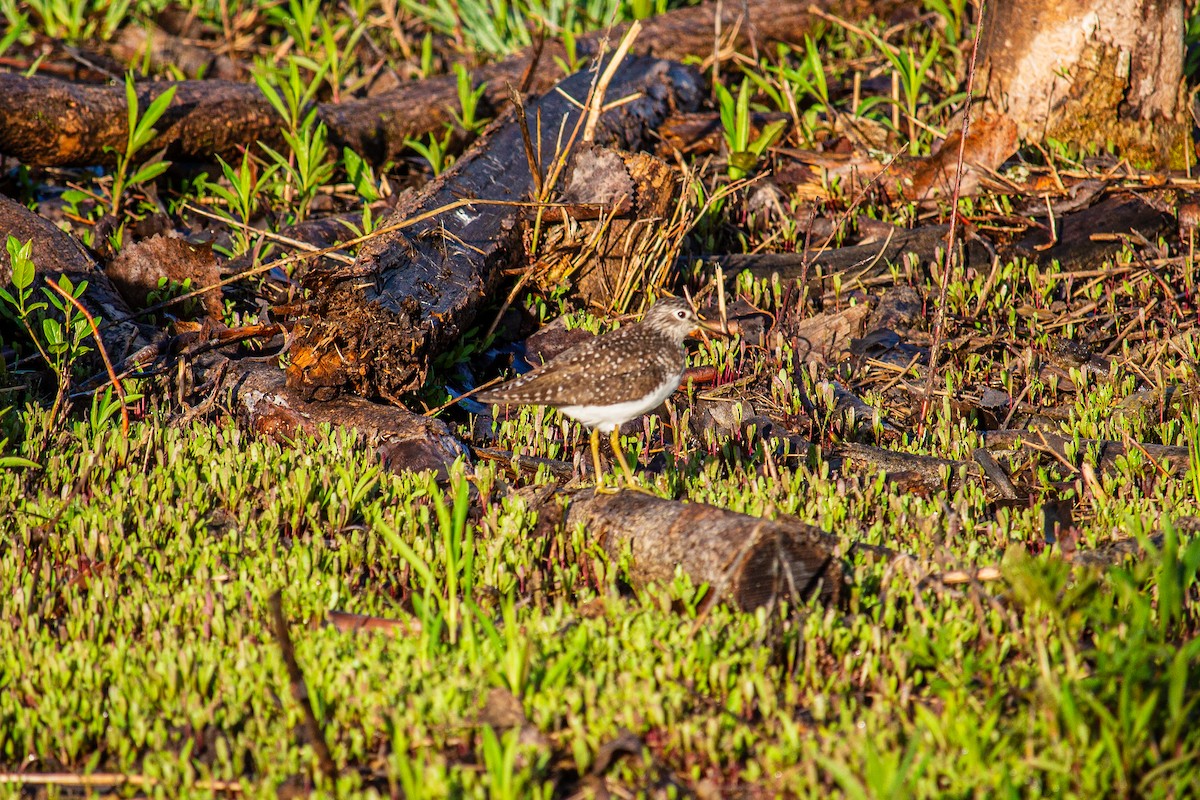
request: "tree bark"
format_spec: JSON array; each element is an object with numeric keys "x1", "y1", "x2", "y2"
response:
[{"x1": 979, "y1": 0, "x2": 1188, "y2": 168}]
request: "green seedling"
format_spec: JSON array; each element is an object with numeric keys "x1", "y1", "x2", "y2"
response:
[
  {"x1": 104, "y1": 72, "x2": 176, "y2": 216},
  {"x1": 716, "y1": 77, "x2": 787, "y2": 180}
]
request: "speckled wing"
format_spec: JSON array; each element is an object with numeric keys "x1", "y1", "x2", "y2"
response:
[{"x1": 477, "y1": 327, "x2": 685, "y2": 407}]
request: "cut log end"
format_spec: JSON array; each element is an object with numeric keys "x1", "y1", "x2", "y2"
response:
[{"x1": 564, "y1": 490, "x2": 844, "y2": 611}]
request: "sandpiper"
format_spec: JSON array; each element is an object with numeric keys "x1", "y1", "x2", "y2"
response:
[{"x1": 477, "y1": 297, "x2": 725, "y2": 489}]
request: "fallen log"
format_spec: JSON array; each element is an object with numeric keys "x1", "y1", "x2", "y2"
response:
[
  {"x1": 285, "y1": 55, "x2": 703, "y2": 401},
  {"x1": 708, "y1": 189, "x2": 1173, "y2": 294},
  {"x1": 0, "y1": 0, "x2": 905, "y2": 168},
  {"x1": 217, "y1": 357, "x2": 469, "y2": 476},
  {"x1": 562, "y1": 489, "x2": 844, "y2": 610},
  {"x1": 0, "y1": 194, "x2": 152, "y2": 363},
  {"x1": 984, "y1": 429, "x2": 1192, "y2": 474},
  {"x1": 706, "y1": 225, "x2": 992, "y2": 291}
]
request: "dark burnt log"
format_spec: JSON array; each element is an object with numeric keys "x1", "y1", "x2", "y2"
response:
[
  {"x1": 1008, "y1": 192, "x2": 1172, "y2": 270},
  {"x1": 709, "y1": 191, "x2": 1173, "y2": 293},
  {"x1": 0, "y1": 0, "x2": 905, "y2": 168},
  {"x1": 0, "y1": 194, "x2": 152, "y2": 363},
  {"x1": 285, "y1": 56, "x2": 703, "y2": 401},
  {"x1": 220, "y1": 357, "x2": 468, "y2": 476},
  {"x1": 563, "y1": 489, "x2": 844, "y2": 610}
]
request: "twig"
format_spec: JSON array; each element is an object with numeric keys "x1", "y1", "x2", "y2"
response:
[
  {"x1": 267, "y1": 591, "x2": 339, "y2": 783},
  {"x1": 43, "y1": 277, "x2": 129, "y2": 436},
  {"x1": 921, "y1": 1, "x2": 986, "y2": 426},
  {"x1": 423, "y1": 375, "x2": 504, "y2": 417},
  {"x1": 0, "y1": 773, "x2": 242, "y2": 792},
  {"x1": 181, "y1": 202, "x2": 356, "y2": 264},
  {"x1": 508, "y1": 83, "x2": 543, "y2": 198},
  {"x1": 582, "y1": 20, "x2": 642, "y2": 144}
]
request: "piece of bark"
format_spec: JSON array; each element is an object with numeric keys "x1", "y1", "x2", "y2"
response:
[
  {"x1": 0, "y1": 0, "x2": 906, "y2": 168},
  {"x1": 221, "y1": 357, "x2": 469, "y2": 476},
  {"x1": 106, "y1": 234, "x2": 223, "y2": 318},
  {"x1": 562, "y1": 489, "x2": 844, "y2": 610},
  {"x1": 657, "y1": 110, "x2": 791, "y2": 156},
  {"x1": 324, "y1": 610, "x2": 416, "y2": 635},
  {"x1": 285, "y1": 56, "x2": 702, "y2": 401},
  {"x1": 0, "y1": 193, "x2": 152, "y2": 362},
  {"x1": 556, "y1": 145, "x2": 677, "y2": 309},
  {"x1": 788, "y1": 304, "x2": 871, "y2": 365},
  {"x1": 973, "y1": 447, "x2": 1020, "y2": 499},
  {"x1": 109, "y1": 23, "x2": 245, "y2": 81}
]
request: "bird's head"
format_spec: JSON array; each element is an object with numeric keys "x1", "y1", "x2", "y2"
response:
[{"x1": 641, "y1": 297, "x2": 727, "y2": 341}]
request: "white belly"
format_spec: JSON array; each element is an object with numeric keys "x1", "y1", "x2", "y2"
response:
[{"x1": 558, "y1": 370, "x2": 682, "y2": 432}]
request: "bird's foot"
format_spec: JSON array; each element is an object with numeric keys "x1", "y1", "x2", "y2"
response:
[
  {"x1": 619, "y1": 480, "x2": 659, "y2": 496},
  {"x1": 589, "y1": 475, "x2": 658, "y2": 496}
]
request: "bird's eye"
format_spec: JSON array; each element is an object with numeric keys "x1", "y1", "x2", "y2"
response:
[{"x1": 675, "y1": 310, "x2": 687, "y2": 319}]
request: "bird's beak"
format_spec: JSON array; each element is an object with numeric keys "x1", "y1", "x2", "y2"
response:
[{"x1": 691, "y1": 316, "x2": 731, "y2": 339}]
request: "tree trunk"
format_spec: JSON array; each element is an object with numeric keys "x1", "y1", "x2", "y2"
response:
[{"x1": 979, "y1": 0, "x2": 1188, "y2": 168}]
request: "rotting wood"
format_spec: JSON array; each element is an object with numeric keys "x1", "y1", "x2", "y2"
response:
[
  {"x1": 0, "y1": 0, "x2": 906, "y2": 168},
  {"x1": 1007, "y1": 192, "x2": 1172, "y2": 270},
  {"x1": 218, "y1": 357, "x2": 469, "y2": 476},
  {"x1": 560, "y1": 489, "x2": 844, "y2": 611},
  {"x1": 0, "y1": 193, "x2": 153, "y2": 364},
  {"x1": 285, "y1": 56, "x2": 703, "y2": 401}
]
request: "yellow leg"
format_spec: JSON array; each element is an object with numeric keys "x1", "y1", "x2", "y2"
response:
[
  {"x1": 610, "y1": 427, "x2": 637, "y2": 486},
  {"x1": 590, "y1": 428, "x2": 617, "y2": 494}
]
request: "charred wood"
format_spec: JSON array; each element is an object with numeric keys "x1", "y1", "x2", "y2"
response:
[{"x1": 285, "y1": 56, "x2": 702, "y2": 401}]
